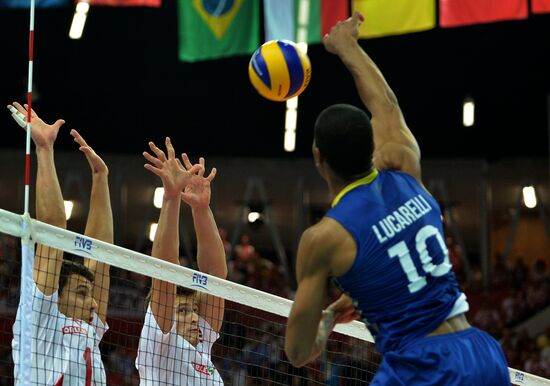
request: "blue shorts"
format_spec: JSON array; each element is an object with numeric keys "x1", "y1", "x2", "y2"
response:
[{"x1": 371, "y1": 328, "x2": 510, "y2": 386}]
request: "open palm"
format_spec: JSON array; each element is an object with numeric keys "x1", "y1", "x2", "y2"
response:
[
  {"x1": 180, "y1": 154, "x2": 217, "y2": 209},
  {"x1": 70, "y1": 129, "x2": 108, "y2": 176},
  {"x1": 7, "y1": 102, "x2": 65, "y2": 148},
  {"x1": 143, "y1": 138, "x2": 198, "y2": 199}
]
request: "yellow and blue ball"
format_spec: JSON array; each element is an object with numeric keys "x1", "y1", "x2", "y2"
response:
[{"x1": 248, "y1": 40, "x2": 311, "y2": 102}]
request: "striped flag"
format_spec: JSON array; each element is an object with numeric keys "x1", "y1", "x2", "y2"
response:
[
  {"x1": 264, "y1": 0, "x2": 295, "y2": 41},
  {"x1": 352, "y1": 0, "x2": 435, "y2": 39},
  {"x1": 295, "y1": 0, "x2": 349, "y2": 44},
  {"x1": 440, "y1": 0, "x2": 528, "y2": 28},
  {"x1": 86, "y1": 0, "x2": 160, "y2": 6},
  {"x1": 0, "y1": 0, "x2": 68, "y2": 7},
  {"x1": 532, "y1": 0, "x2": 550, "y2": 14}
]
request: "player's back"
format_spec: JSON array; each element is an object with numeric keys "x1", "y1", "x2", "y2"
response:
[{"x1": 326, "y1": 169, "x2": 468, "y2": 354}]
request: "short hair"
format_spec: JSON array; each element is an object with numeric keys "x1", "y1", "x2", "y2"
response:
[
  {"x1": 176, "y1": 286, "x2": 196, "y2": 298},
  {"x1": 58, "y1": 259, "x2": 95, "y2": 295},
  {"x1": 314, "y1": 104, "x2": 374, "y2": 180}
]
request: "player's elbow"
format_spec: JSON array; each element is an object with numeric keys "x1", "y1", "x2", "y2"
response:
[
  {"x1": 207, "y1": 264, "x2": 228, "y2": 279},
  {"x1": 284, "y1": 341, "x2": 309, "y2": 368},
  {"x1": 217, "y1": 265, "x2": 228, "y2": 279}
]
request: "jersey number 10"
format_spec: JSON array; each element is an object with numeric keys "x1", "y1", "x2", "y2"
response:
[{"x1": 387, "y1": 225, "x2": 452, "y2": 294}]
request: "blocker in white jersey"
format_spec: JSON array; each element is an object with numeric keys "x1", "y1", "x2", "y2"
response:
[
  {"x1": 137, "y1": 304, "x2": 223, "y2": 385},
  {"x1": 138, "y1": 139, "x2": 227, "y2": 386},
  {"x1": 12, "y1": 281, "x2": 107, "y2": 385}
]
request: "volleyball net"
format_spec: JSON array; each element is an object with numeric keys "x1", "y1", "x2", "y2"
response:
[{"x1": 0, "y1": 207, "x2": 548, "y2": 385}]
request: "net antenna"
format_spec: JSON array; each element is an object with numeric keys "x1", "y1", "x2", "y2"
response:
[{"x1": 17, "y1": 0, "x2": 36, "y2": 384}]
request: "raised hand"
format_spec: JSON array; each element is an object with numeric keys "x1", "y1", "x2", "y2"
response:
[
  {"x1": 143, "y1": 138, "x2": 199, "y2": 200},
  {"x1": 70, "y1": 129, "x2": 108, "y2": 176},
  {"x1": 6, "y1": 101, "x2": 65, "y2": 149},
  {"x1": 180, "y1": 153, "x2": 217, "y2": 209},
  {"x1": 322, "y1": 12, "x2": 364, "y2": 55}
]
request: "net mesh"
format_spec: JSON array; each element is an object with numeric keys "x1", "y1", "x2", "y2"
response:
[{"x1": 0, "y1": 208, "x2": 548, "y2": 386}]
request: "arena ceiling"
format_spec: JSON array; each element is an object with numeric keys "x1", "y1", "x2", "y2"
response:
[{"x1": 0, "y1": 3, "x2": 549, "y2": 161}]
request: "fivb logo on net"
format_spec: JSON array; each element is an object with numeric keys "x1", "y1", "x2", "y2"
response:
[
  {"x1": 74, "y1": 235, "x2": 93, "y2": 255},
  {"x1": 191, "y1": 273, "x2": 209, "y2": 291},
  {"x1": 514, "y1": 371, "x2": 525, "y2": 384}
]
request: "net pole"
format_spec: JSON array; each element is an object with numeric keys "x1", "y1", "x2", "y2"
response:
[
  {"x1": 19, "y1": 1, "x2": 36, "y2": 385},
  {"x1": 24, "y1": 0, "x2": 35, "y2": 215}
]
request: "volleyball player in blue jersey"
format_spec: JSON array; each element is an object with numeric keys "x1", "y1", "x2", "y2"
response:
[{"x1": 284, "y1": 12, "x2": 510, "y2": 385}]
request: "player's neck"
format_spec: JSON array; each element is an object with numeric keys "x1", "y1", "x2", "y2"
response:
[{"x1": 327, "y1": 168, "x2": 376, "y2": 201}]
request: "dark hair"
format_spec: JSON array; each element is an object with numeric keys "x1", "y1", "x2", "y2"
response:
[
  {"x1": 314, "y1": 104, "x2": 374, "y2": 180},
  {"x1": 58, "y1": 259, "x2": 95, "y2": 295},
  {"x1": 176, "y1": 286, "x2": 196, "y2": 297},
  {"x1": 144, "y1": 285, "x2": 196, "y2": 310}
]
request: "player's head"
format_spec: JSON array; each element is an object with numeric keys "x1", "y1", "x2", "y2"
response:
[
  {"x1": 57, "y1": 259, "x2": 97, "y2": 323},
  {"x1": 313, "y1": 104, "x2": 374, "y2": 181},
  {"x1": 175, "y1": 286, "x2": 200, "y2": 346}
]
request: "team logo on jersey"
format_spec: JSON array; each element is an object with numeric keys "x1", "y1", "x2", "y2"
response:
[
  {"x1": 74, "y1": 235, "x2": 93, "y2": 256},
  {"x1": 191, "y1": 362, "x2": 215, "y2": 376},
  {"x1": 191, "y1": 273, "x2": 209, "y2": 291},
  {"x1": 62, "y1": 326, "x2": 88, "y2": 335}
]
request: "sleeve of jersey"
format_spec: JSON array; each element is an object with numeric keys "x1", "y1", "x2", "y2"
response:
[
  {"x1": 136, "y1": 304, "x2": 178, "y2": 374},
  {"x1": 197, "y1": 316, "x2": 219, "y2": 358},
  {"x1": 31, "y1": 280, "x2": 61, "y2": 328},
  {"x1": 91, "y1": 312, "x2": 108, "y2": 341}
]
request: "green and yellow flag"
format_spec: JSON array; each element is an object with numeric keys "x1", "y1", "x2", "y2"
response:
[
  {"x1": 352, "y1": 0, "x2": 436, "y2": 39},
  {"x1": 179, "y1": 0, "x2": 260, "y2": 62}
]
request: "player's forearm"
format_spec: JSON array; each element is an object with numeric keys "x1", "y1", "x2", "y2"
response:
[
  {"x1": 286, "y1": 310, "x2": 335, "y2": 367},
  {"x1": 35, "y1": 147, "x2": 66, "y2": 228},
  {"x1": 84, "y1": 173, "x2": 113, "y2": 243},
  {"x1": 152, "y1": 197, "x2": 181, "y2": 265},
  {"x1": 150, "y1": 196, "x2": 181, "y2": 333},
  {"x1": 339, "y1": 42, "x2": 399, "y2": 117},
  {"x1": 192, "y1": 206, "x2": 227, "y2": 279},
  {"x1": 84, "y1": 173, "x2": 113, "y2": 322}
]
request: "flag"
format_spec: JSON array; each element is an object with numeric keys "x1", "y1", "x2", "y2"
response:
[
  {"x1": 0, "y1": 0, "x2": 68, "y2": 7},
  {"x1": 353, "y1": 0, "x2": 435, "y2": 39},
  {"x1": 264, "y1": 0, "x2": 295, "y2": 42},
  {"x1": 440, "y1": 0, "x2": 528, "y2": 28},
  {"x1": 178, "y1": 0, "x2": 259, "y2": 62},
  {"x1": 532, "y1": 0, "x2": 550, "y2": 14},
  {"x1": 86, "y1": 0, "x2": 160, "y2": 6},
  {"x1": 295, "y1": 0, "x2": 348, "y2": 44},
  {"x1": 320, "y1": 0, "x2": 349, "y2": 37},
  {"x1": 296, "y1": 0, "x2": 321, "y2": 43}
]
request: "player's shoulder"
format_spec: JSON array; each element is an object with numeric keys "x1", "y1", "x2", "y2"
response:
[
  {"x1": 303, "y1": 217, "x2": 349, "y2": 247},
  {"x1": 299, "y1": 217, "x2": 355, "y2": 270}
]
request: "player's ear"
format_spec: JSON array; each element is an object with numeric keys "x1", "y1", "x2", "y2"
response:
[{"x1": 312, "y1": 145, "x2": 323, "y2": 166}]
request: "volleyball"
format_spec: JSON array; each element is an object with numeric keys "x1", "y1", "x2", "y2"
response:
[{"x1": 248, "y1": 40, "x2": 311, "y2": 102}]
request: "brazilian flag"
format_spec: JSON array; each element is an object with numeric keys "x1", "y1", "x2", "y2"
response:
[{"x1": 179, "y1": 0, "x2": 259, "y2": 62}]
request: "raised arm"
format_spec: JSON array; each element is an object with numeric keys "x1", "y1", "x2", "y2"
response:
[
  {"x1": 181, "y1": 154, "x2": 227, "y2": 333},
  {"x1": 323, "y1": 12, "x2": 422, "y2": 182},
  {"x1": 71, "y1": 129, "x2": 113, "y2": 324},
  {"x1": 8, "y1": 102, "x2": 66, "y2": 296},
  {"x1": 143, "y1": 138, "x2": 197, "y2": 333}
]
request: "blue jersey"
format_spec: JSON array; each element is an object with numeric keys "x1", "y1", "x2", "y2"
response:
[{"x1": 327, "y1": 169, "x2": 468, "y2": 354}]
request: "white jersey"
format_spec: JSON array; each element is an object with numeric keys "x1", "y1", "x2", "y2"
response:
[
  {"x1": 136, "y1": 305, "x2": 223, "y2": 385},
  {"x1": 12, "y1": 281, "x2": 108, "y2": 385}
]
